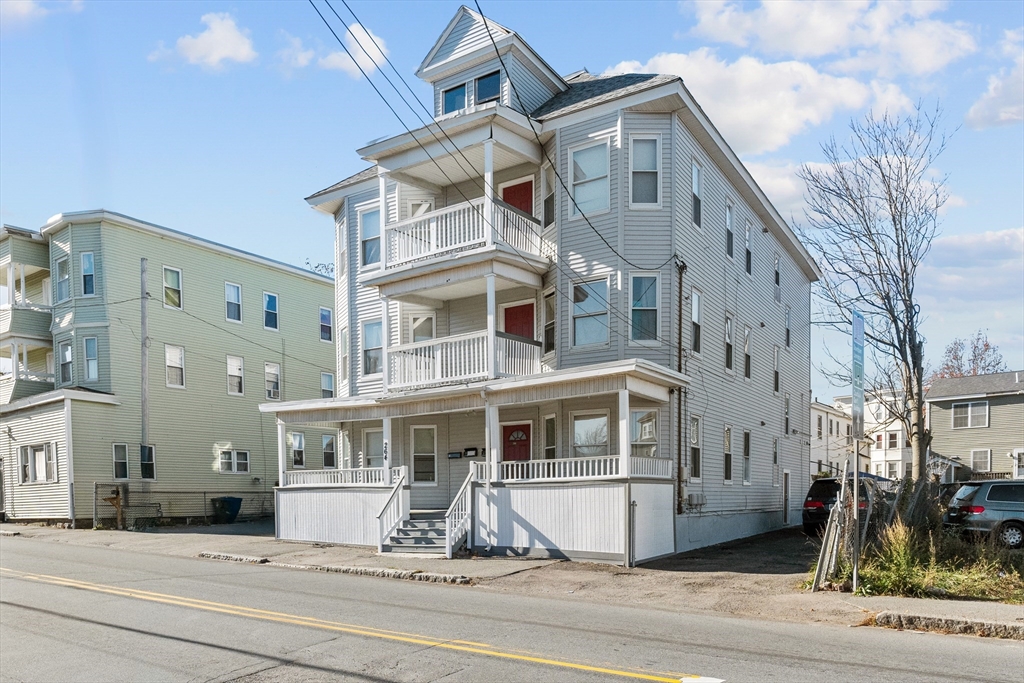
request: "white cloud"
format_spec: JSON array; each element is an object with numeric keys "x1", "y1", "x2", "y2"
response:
[
  {"x1": 277, "y1": 33, "x2": 314, "y2": 72},
  {"x1": 317, "y1": 23, "x2": 388, "y2": 79},
  {"x1": 965, "y1": 30, "x2": 1024, "y2": 129},
  {"x1": 869, "y1": 81, "x2": 913, "y2": 117},
  {"x1": 744, "y1": 160, "x2": 806, "y2": 219},
  {"x1": 606, "y1": 49, "x2": 870, "y2": 155},
  {"x1": 0, "y1": 0, "x2": 49, "y2": 28},
  {"x1": 689, "y1": 1, "x2": 976, "y2": 77},
  {"x1": 174, "y1": 13, "x2": 257, "y2": 70}
]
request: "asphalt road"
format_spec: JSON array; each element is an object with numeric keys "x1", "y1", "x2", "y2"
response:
[{"x1": 0, "y1": 537, "x2": 1020, "y2": 683}]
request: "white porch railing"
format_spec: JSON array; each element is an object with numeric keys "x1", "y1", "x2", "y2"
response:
[
  {"x1": 383, "y1": 198, "x2": 541, "y2": 270},
  {"x1": 496, "y1": 331, "x2": 540, "y2": 377},
  {"x1": 388, "y1": 331, "x2": 489, "y2": 389},
  {"x1": 282, "y1": 467, "x2": 396, "y2": 487},
  {"x1": 478, "y1": 455, "x2": 673, "y2": 483},
  {"x1": 377, "y1": 466, "x2": 408, "y2": 552},
  {"x1": 445, "y1": 470, "x2": 474, "y2": 559},
  {"x1": 629, "y1": 455, "x2": 673, "y2": 478}
]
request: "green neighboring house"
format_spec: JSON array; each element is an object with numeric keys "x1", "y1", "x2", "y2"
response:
[
  {"x1": 1, "y1": 211, "x2": 335, "y2": 524},
  {"x1": 927, "y1": 372, "x2": 1024, "y2": 480}
]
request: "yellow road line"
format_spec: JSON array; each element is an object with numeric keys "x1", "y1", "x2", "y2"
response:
[{"x1": 0, "y1": 566, "x2": 719, "y2": 682}]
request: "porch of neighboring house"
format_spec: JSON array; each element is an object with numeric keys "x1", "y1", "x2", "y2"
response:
[{"x1": 267, "y1": 359, "x2": 685, "y2": 564}]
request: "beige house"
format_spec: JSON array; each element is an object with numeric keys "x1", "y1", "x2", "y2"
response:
[{"x1": 1, "y1": 212, "x2": 334, "y2": 524}]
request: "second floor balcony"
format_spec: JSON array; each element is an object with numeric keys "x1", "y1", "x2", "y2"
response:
[{"x1": 387, "y1": 329, "x2": 541, "y2": 391}]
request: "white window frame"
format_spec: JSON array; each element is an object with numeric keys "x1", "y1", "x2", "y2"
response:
[
  {"x1": 691, "y1": 160, "x2": 702, "y2": 229},
  {"x1": 628, "y1": 133, "x2": 661, "y2": 209},
  {"x1": 542, "y1": 289, "x2": 556, "y2": 356},
  {"x1": 497, "y1": 175, "x2": 537, "y2": 217},
  {"x1": 744, "y1": 220, "x2": 752, "y2": 276},
  {"x1": 18, "y1": 443, "x2": 58, "y2": 484},
  {"x1": 265, "y1": 362, "x2": 281, "y2": 400},
  {"x1": 363, "y1": 428, "x2": 384, "y2": 469},
  {"x1": 227, "y1": 355, "x2": 244, "y2": 396},
  {"x1": 219, "y1": 449, "x2": 250, "y2": 474},
  {"x1": 742, "y1": 430, "x2": 751, "y2": 485},
  {"x1": 689, "y1": 414, "x2": 702, "y2": 482},
  {"x1": 290, "y1": 433, "x2": 305, "y2": 469},
  {"x1": 163, "y1": 266, "x2": 182, "y2": 310},
  {"x1": 723, "y1": 425, "x2": 733, "y2": 484},
  {"x1": 408, "y1": 312, "x2": 436, "y2": 344},
  {"x1": 568, "y1": 138, "x2": 611, "y2": 218},
  {"x1": 263, "y1": 291, "x2": 279, "y2": 331},
  {"x1": 784, "y1": 393, "x2": 791, "y2": 436},
  {"x1": 572, "y1": 277, "x2": 609, "y2": 347},
  {"x1": 773, "y1": 254, "x2": 781, "y2": 304},
  {"x1": 743, "y1": 325, "x2": 752, "y2": 380},
  {"x1": 81, "y1": 252, "x2": 95, "y2": 297},
  {"x1": 542, "y1": 164, "x2": 556, "y2": 229},
  {"x1": 785, "y1": 305, "x2": 791, "y2": 349},
  {"x1": 629, "y1": 271, "x2": 660, "y2": 346},
  {"x1": 475, "y1": 70, "x2": 501, "y2": 105},
  {"x1": 225, "y1": 282, "x2": 242, "y2": 323},
  {"x1": 83, "y1": 336, "x2": 98, "y2": 382},
  {"x1": 725, "y1": 202, "x2": 735, "y2": 259},
  {"x1": 690, "y1": 287, "x2": 702, "y2": 355},
  {"x1": 362, "y1": 319, "x2": 383, "y2": 376},
  {"x1": 321, "y1": 371, "x2": 335, "y2": 399},
  {"x1": 57, "y1": 340, "x2": 72, "y2": 385},
  {"x1": 772, "y1": 437, "x2": 780, "y2": 487},
  {"x1": 724, "y1": 313, "x2": 735, "y2": 373},
  {"x1": 817, "y1": 415, "x2": 823, "y2": 440},
  {"x1": 630, "y1": 409, "x2": 659, "y2": 458},
  {"x1": 971, "y1": 448, "x2": 991, "y2": 473},
  {"x1": 570, "y1": 410, "x2": 610, "y2": 458},
  {"x1": 55, "y1": 257, "x2": 70, "y2": 303},
  {"x1": 358, "y1": 205, "x2": 382, "y2": 269},
  {"x1": 411, "y1": 425, "x2": 438, "y2": 486},
  {"x1": 322, "y1": 434, "x2": 337, "y2": 469},
  {"x1": 543, "y1": 413, "x2": 558, "y2": 460},
  {"x1": 165, "y1": 344, "x2": 185, "y2": 389},
  {"x1": 112, "y1": 443, "x2": 129, "y2": 480},
  {"x1": 773, "y1": 345, "x2": 780, "y2": 394},
  {"x1": 952, "y1": 401, "x2": 988, "y2": 429},
  {"x1": 408, "y1": 199, "x2": 434, "y2": 218},
  {"x1": 340, "y1": 430, "x2": 352, "y2": 469},
  {"x1": 441, "y1": 82, "x2": 467, "y2": 115},
  {"x1": 320, "y1": 307, "x2": 333, "y2": 343},
  {"x1": 887, "y1": 431, "x2": 898, "y2": 449},
  {"x1": 140, "y1": 445, "x2": 156, "y2": 480},
  {"x1": 339, "y1": 327, "x2": 349, "y2": 383}
]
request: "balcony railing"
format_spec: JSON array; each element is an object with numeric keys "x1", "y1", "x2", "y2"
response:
[
  {"x1": 281, "y1": 466, "x2": 403, "y2": 487},
  {"x1": 383, "y1": 198, "x2": 541, "y2": 270},
  {"x1": 472, "y1": 454, "x2": 672, "y2": 483},
  {"x1": 387, "y1": 330, "x2": 541, "y2": 390}
]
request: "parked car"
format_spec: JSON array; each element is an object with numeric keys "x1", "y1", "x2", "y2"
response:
[
  {"x1": 944, "y1": 481, "x2": 1024, "y2": 549},
  {"x1": 802, "y1": 477, "x2": 885, "y2": 534}
]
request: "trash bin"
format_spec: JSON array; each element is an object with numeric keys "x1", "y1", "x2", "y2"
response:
[{"x1": 210, "y1": 496, "x2": 243, "y2": 524}]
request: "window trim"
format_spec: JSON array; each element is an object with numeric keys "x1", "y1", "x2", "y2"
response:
[
  {"x1": 742, "y1": 430, "x2": 751, "y2": 485},
  {"x1": 18, "y1": 443, "x2": 58, "y2": 484},
  {"x1": 81, "y1": 252, "x2": 95, "y2": 297},
  {"x1": 55, "y1": 257, "x2": 70, "y2": 303},
  {"x1": 724, "y1": 313, "x2": 735, "y2": 373},
  {"x1": 772, "y1": 437, "x2": 780, "y2": 487},
  {"x1": 568, "y1": 138, "x2": 611, "y2": 219},
  {"x1": 322, "y1": 434, "x2": 337, "y2": 469},
  {"x1": 630, "y1": 409, "x2": 659, "y2": 458},
  {"x1": 339, "y1": 327, "x2": 349, "y2": 384},
  {"x1": 570, "y1": 410, "x2": 610, "y2": 459},
  {"x1": 264, "y1": 361, "x2": 281, "y2": 401},
  {"x1": 410, "y1": 425, "x2": 438, "y2": 486},
  {"x1": 629, "y1": 271, "x2": 660, "y2": 346},
  {"x1": 321, "y1": 371, "x2": 335, "y2": 399},
  {"x1": 723, "y1": 424, "x2": 733, "y2": 484},
  {"x1": 773, "y1": 254, "x2": 781, "y2": 304},
  {"x1": 225, "y1": 282, "x2": 242, "y2": 323},
  {"x1": 162, "y1": 266, "x2": 183, "y2": 310},
  {"x1": 784, "y1": 393, "x2": 791, "y2": 436},
  {"x1": 689, "y1": 413, "x2": 702, "y2": 482},
  {"x1": 690, "y1": 287, "x2": 702, "y2": 356},
  {"x1": 497, "y1": 175, "x2": 537, "y2": 217},
  {"x1": 363, "y1": 428, "x2": 384, "y2": 469},
  {"x1": 57, "y1": 340, "x2": 72, "y2": 385},
  {"x1": 83, "y1": 336, "x2": 98, "y2": 382},
  {"x1": 542, "y1": 289, "x2": 556, "y2": 356},
  {"x1": 628, "y1": 133, "x2": 661, "y2": 209},
  {"x1": 164, "y1": 344, "x2": 185, "y2": 389},
  {"x1": 691, "y1": 160, "x2": 702, "y2": 229},
  {"x1": 725, "y1": 202, "x2": 735, "y2": 259},
  {"x1": 475, "y1": 70, "x2": 501, "y2": 105},
  {"x1": 744, "y1": 220, "x2": 753, "y2": 276},
  {"x1": 952, "y1": 401, "x2": 988, "y2": 429},
  {"x1": 785, "y1": 305, "x2": 791, "y2": 349},
  {"x1": 112, "y1": 443, "x2": 129, "y2": 480},
  {"x1": 140, "y1": 445, "x2": 156, "y2": 480},
  {"x1": 358, "y1": 205, "x2": 383, "y2": 269},
  {"x1": 362, "y1": 319, "x2": 383, "y2": 376},
  {"x1": 571, "y1": 277, "x2": 610, "y2": 348},
  {"x1": 320, "y1": 307, "x2": 334, "y2": 343},
  {"x1": 219, "y1": 449, "x2": 250, "y2": 474},
  {"x1": 290, "y1": 432, "x2": 305, "y2": 469},
  {"x1": 773, "y1": 345, "x2": 780, "y2": 394},
  {"x1": 263, "y1": 291, "x2": 279, "y2": 331},
  {"x1": 441, "y1": 82, "x2": 467, "y2": 115},
  {"x1": 543, "y1": 413, "x2": 558, "y2": 460},
  {"x1": 742, "y1": 325, "x2": 752, "y2": 380},
  {"x1": 227, "y1": 355, "x2": 244, "y2": 397}
]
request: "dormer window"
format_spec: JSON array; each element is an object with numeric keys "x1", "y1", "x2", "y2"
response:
[
  {"x1": 442, "y1": 84, "x2": 466, "y2": 114},
  {"x1": 476, "y1": 71, "x2": 500, "y2": 104}
]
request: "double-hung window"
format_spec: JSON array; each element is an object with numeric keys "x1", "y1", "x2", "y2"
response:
[
  {"x1": 572, "y1": 280, "x2": 608, "y2": 346},
  {"x1": 887, "y1": 432, "x2": 898, "y2": 449},
  {"x1": 784, "y1": 394, "x2": 791, "y2": 435},
  {"x1": 691, "y1": 288, "x2": 702, "y2": 354},
  {"x1": 83, "y1": 337, "x2": 98, "y2": 381},
  {"x1": 263, "y1": 292, "x2": 278, "y2": 330},
  {"x1": 817, "y1": 415, "x2": 823, "y2": 439},
  {"x1": 364, "y1": 430, "x2": 384, "y2": 468},
  {"x1": 227, "y1": 356, "x2": 244, "y2": 395},
  {"x1": 225, "y1": 283, "x2": 242, "y2": 322},
  {"x1": 265, "y1": 362, "x2": 280, "y2": 400},
  {"x1": 773, "y1": 345, "x2": 780, "y2": 393},
  {"x1": 785, "y1": 306, "x2": 791, "y2": 348},
  {"x1": 442, "y1": 83, "x2": 466, "y2": 114},
  {"x1": 360, "y1": 208, "x2": 381, "y2": 267},
  {"x1": 291, "y1": 433, "x2": 305, "y2": 468},
  {"x1": 743, "y1": 326, "x2": 752, "y2": 378},
  {"x1": 630, "y1": 135, "x2": 659, "y2": 206},
  {"x1": 689, "y1": 415, "x2": 702, "y2": 480},
  {"x1": 58, "y1": 341, "x2": 72, "y2": 384},
  {"x1": 140, "y1": 445, "x2": 155, "y2": 479},
  {"x1": 165, "y1": 345, "x2": 184, "y2": 387},
  {"x1": 163, "y1": 267, "x2": 182, "y2": 309},
  {"x1": 971, "y1": 449, "x2": 991, "y2": 472},
  {"x1": 630, "y1": 410, "x2": 658, "y2": 457},
  {"x1": 543, "y1": 292, "x2": 556, "y2": 355},
  {"x1": 773, "y1": 255, "x2": 781, "y2": 303},
  {"x1": 744, "y1": 221, "x2": 752, "y2": 274},
  {"x1": 113, "y1": 444, "x2": 128, "y2": 480},
  {"x1": 725, "y1": 204, "x2": 734, "y2": 258},
  {"x1": 475, "y1": 71, "x2": 500, "y2": 104},
  {"x1": 81, "y1": 252, "x2": 95, "y2": 296},
  {"x1": 323, "y1": 435, "x2": 337, "y2": 469},
  {"x1": 691, "y1": 162, "x2": 702, "y2": 227},
  {"x1": 630, "y1": 273, "x2": 658, "y2": 342},
  {"x1": 572, "y1": 413, "x2": 609, "y2": 457},
  {"x1": 952, "y1": 401, "x2": 988, "y2": 428},
  {"x1": 412, "y1": 426, "x2": 437, "y2": 483},
  {"x1": 321, "y1": 372, "x2": 334, "y2": 398},
  {"x1": 219, "y1": 450, "x2": 249, "y2": 473},
  {"x1": 543, "y1": 166, "x2": 556, "y2": 229},
  {"x1": 320, "y1": 307, "x2": 333, "y2": 342},
  {"x1": 18, "y1": 444, "x2": 56, "y2": 483},
  {"x1": 772, "y1": 438, "x2": 779, "y2": 486},
  {"x1": 543, "y1": 415, "x2": 557, "y2": 459},
  {"x1": 724, "y1": 315, "x2": 734, "y2": 371},
  {"x1": 570, "y1": 141, "x2": 609, "y2": 215},
  {"x1": 724, "y1": 426, "x2": 733, "y2": 482},
  {"x1": 363, "y1": 320, "x2": 383, "y2": 375},
  {"x1": 339, "y1": 327, "x2": 349, "y2": 383},
  {"x1": 55, "y1": 257, "x2": 70, "y2": 302},
  {"x1": 742, "y1": 431, "x2": 751, "y2": 483},
  {"x1": 875, "y1": 434, "x2": 883, "y2": 449}
]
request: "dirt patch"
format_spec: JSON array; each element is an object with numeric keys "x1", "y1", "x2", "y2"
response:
[{"x1": 475, "y1": 528, "x2": 872, "y2": 626}]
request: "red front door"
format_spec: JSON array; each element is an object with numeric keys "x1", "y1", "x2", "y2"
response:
[
  {"x1": 502, "y1": 424, "x2": 531, "y2": 461},
  {"x1": 503, "y1": 303, "x2": 534, "y2": 339},
  {"x1": 501, "y1": 180, "x2": 534, "y2": 216}
]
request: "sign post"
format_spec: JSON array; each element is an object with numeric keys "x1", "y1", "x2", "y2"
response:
[{"x1": 851, "y1": 310, "x2": 865, "y2": 592}]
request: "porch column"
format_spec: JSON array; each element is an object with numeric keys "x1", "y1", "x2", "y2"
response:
[
  {"x1": 483, "y1": 138, "x2": 495, "y2": 247},
  {"x1": 19, "y1": 264, "x2": 26, "y2": 306},
  {"x1": 277, "y1": 419, "x2": 287, "y2": 487},
  {"x1": 619, "y1": 389, "x2": 630, "y2": 477},
  {"x1": 486, "y1": 400, "x2": 500, "y2": 482},
  {"x1": 382, "y1": 416, "x2": 392, "y2": 474},
  {"x1": 4, "y1": 263, "x2": 12, "y2": 306},
  {"x1": 381, "y1": 295, "x2": 390, "y2": 393},
  {"x1": 21, "y1": 343, "x2": 28, "y2": 379},
  {"x1": 486, "y1": 273, "x2": 497, "y2": 379},
  {"x1": 10, "y1": 342, "x2": 19, "y2": 379}
]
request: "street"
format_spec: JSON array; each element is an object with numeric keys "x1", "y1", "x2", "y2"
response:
[{"x1": 0, "y1": 537, "x2": 1020, "y2": 682}]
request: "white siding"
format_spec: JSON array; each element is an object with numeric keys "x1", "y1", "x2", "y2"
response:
[
  {"x1": 276, "y1": 486, "x2": 394, "y2": 546},
  {"x1": 631, "y1": 482, "x2": 675, "y2": 561}
]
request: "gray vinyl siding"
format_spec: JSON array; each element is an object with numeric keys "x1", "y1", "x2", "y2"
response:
[
  {"x1": 0, "y1": 400, "x2": 69, "y2": 520},
  {"x1": 428, "y1": 11, "x2": 495, "y2": 72},
  {"x1": 347, "y1": 185, "x2": 386, "y2": 396},
  {"x1": 434, "y1": 58, "x2": 505, "y2": 116},
  {"x1": 505, "y1": 52, "x2": 558, "y2": 115},
  {"x1": 929, "y1": 395, "x2": 1024, "y2": 475}
]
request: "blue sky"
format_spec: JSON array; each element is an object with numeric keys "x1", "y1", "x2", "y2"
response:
[{"x1": 2, "y1": 0, "x2": 1022, "y2": 399}]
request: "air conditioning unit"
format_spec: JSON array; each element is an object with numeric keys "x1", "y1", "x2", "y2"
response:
[{"x1": 687, "y1": 492, "x2": 707, "y2": 507}]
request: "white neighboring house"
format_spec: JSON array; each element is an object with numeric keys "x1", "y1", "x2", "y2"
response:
[
  {"x1": 810, "y1": 401, "x2": 862, "y2": 476},
  {"x1": 261, "y1": 7, "x2": 819, "y2": 564},
  {"x1": 835, "y1": 392, "x2": 912, "y2": 480}
]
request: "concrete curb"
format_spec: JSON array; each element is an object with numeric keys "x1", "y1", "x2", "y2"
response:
[
  {"x1": 197, "y1": 552, "x2": 269, "y2": 564},
  {"x1": 196, "y1": 552, "x2": 471, "y2": 585},
  {"x1": 0, "y1": 530, "x2": 21, "y2": 537},
  {"x1": 874, "y1": 611, "x2": 1024, "y2": 640}
]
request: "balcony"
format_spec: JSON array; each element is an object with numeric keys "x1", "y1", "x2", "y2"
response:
[
  {"x1": 0, "y1": 305, "x2": 53, "y2": 339},
  {"x1": 387, "y1": 330, "x2": 541, "y2": 390}
]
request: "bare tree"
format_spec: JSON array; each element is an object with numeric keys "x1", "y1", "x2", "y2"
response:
[
  {"x1": 799, "y1": 105, "x2": 950, "y2": 480},
  {"x1": 932, "y1": 330, "x2": 1007, "y2": 379}
]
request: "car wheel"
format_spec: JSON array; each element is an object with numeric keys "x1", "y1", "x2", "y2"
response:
[{"x1": 997, "y1": 522, "x2": 1024, "y2": 550}]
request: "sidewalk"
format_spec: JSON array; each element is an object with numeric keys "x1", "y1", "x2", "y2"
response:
[{"x1": 3, "y1": 521, "x2": 1022, "y2": 638}]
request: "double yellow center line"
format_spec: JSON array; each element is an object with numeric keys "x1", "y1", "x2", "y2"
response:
[{"x1": 0, "y1": 566, "x2": 721, "y2": 683}]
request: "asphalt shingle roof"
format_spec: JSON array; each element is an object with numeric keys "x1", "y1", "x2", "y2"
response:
[
  {"x1": 531, "y1": 73, "x2": 680, "y2": 121},
  {"x1": 306, "y1": 166, "x2": 378, "y2": 201},
  {"x1": 927, "y1": 371, "x2": 1024, "y2": 400}
]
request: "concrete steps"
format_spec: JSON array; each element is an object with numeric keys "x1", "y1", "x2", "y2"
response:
[{"x1": 384, "y1": 511, "x2": 447, "y2": 554}]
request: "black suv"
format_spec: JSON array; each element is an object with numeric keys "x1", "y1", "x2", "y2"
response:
[{"x1": 802, "y1": 477, "x2": 878, "y2": 534}]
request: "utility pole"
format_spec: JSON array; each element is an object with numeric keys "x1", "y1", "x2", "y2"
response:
[
  {"x1": 851, "y1": 310, "x2": 865, "y2": 593},
  {"x1": 141, "y1": 258, "x2": 150, "y2": 452}
]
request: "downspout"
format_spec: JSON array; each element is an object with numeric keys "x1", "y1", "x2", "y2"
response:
[
  {"x1": 676, "y1": 258, "x2": 687, "y2": 514},
  {"x1": 64, "y1": 396, "x2": 75, "y2": 527}
]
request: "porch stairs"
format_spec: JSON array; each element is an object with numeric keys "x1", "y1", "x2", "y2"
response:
[{"x1": 384, "y1": 510, "x2": 449, "y2": 554}]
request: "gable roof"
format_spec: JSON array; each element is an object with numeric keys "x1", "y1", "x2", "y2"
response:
[
  {"x1": 531, "y1": 73, "x2": 680, "y2": 120},
  {"x1": 305, "y1": 166, "x2": 377, "y2": 202},
  {"x1": 417, "y1": 6, "x2": 512, "y2": 78},
  {"x1": 926, "y1": 371, "x2": 1024, "y2": 401}
]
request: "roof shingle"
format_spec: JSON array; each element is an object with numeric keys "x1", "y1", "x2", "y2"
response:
[
  {"x1": 927, "y1": 371, "x2": 1024, "y2": 400},
  {"x1": 531, "y1": 73, "x2": 680, "y2": 121}
]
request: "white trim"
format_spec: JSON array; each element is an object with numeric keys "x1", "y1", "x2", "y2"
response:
[
  {"x1": 410, "y1": 424, "x2": 438, "y2": 486},
  {"x1": 725, "y1": 201, "x2": 735, "y2": 260},
  {"x1": 218, "y1": 448, "x2": 251, "y2": 475},
  {"x1": 497, "y1": 174, "x2": 536, "y2": 217},
  {"x1": 164, "y1": 343, "x2": 185, "y2": 389},
  {"x1": 54, "y1": 256, "x2": 70, "y2": 303},
  {"x1": 690, "y1": 159, "x2": 703, "y2": 231},
  {"x1": 569, "y1": 410, "x2": 610, "y2": 458},
  {"x1": 264, "y1": 361, "x2": 281, "y2": 401},
  {"x1": 688, "y1": 413, "x2": 703, "y2": 483},
  {"x1": 358, "y1": 204, "x2": 383, "y2": 271},
  {"x1": 290, "y1": 432, "x2": 306, "y2": 469},
  {"x1": 64, "y1": 398, "x2": 74, "y2": 519},
  {"x1": 541, "y1": 289, "x2": 556, "y2": 357},
  {"x1": 140, "y1": 444, "x2": 156, "y2": 481},
  {"x1": 690, "y1": 286, "x2": 702, "y2": 357},
  {"x1": 162, "y1": 266, "x2": 183, "y2": 311},
  {"x1": 227, "y1": 355, "x2": 244, "y2": 397},
  {"x1": 406, "y1": 312, "x2": 436, "y2": 344},
  {"x1": 321, "y1": 371, "x2": 335, "y2": 399},
  {"x1": 407, "y1": 198, "x2": 434, "y2": 219},
  {"x1": 567, "y1": 137, "x2": 612, "y2": 220},
  {"x1": 322, "y1": 433, "x2": 338, "y2": 469},
  {"x1": 57, "y1": 339, "x2": 73, "y2": 386},
  {"x1": 628, "y1": 271, "x2": 660, "y2": 346},
  {"x1": 571, "y1": 276, "x2": 610, "y2": 348},
  {"x1": 82, "y1": 336, "x2": 98, "y2": 382},
  {"x1": 724, "y1": 312, "x2": 735, "y2": 374},
  {"x1": 0, "y1": 389, "x2": 121, "y2": 414},
  {"x1": 628, "y1": 133, "x2": 661, "y2": 210},
  {"x1": 742, "y1": 324, "x2": 752, "y2": 381},
  {"x1": 952, "y1": 400, "x2": 989, "y2": 429},
  {"x1": 362, "y1": 428, "x2": 384, "y2": 469},
  {"x1": 498, "y1": 298, "x2": 536, "y2": 336},
  {"x1": 319, "y1": 306, "x2": 334, "y2": 343},
  {"x1": 263, "y1": 291, "x2": 279, "y2": 331},
  {"x1": 500, "y1": 420, "x2": 535, "y2": 462},
  {"x1": 362, "y1": 318, "x2": 383, "y2": 377},
  {"x1": 723, "y1": 423, "x2": 733, "y2": 484},
  {"x1": 225, "y1": 281, "x2": 243, "y2": 324},
  {"x1": 80, "y1": 251, "x2": 96, "y2": 298},
  {"x1": 970, "y1": 448, "x2": 992, "y2": 472},
  {"x1": 112, "y1": 443, "x2": 129, "y2": 481},
  {"x1": 542, "y1": 413, "x2": 558, "y2": 460}
]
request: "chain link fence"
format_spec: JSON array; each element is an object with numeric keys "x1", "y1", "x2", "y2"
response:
[{"x1": 92, "y1": 483, "x2": 274, "y2": 530}]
